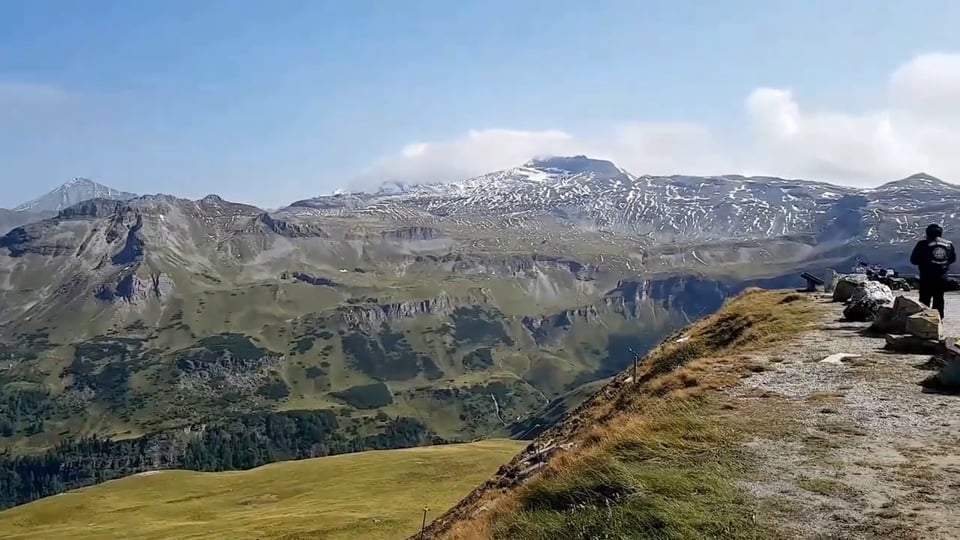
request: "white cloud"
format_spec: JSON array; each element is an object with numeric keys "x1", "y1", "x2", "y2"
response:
[
  {"x1": 889, "y1": 53, "x2": 960, "y2": 118},
  {"x1": 359, "y1": 52, "x2": 960, "y2": 189},
  {"x1": 352, "y1": 129, "x2": 583, "y2": 188}
]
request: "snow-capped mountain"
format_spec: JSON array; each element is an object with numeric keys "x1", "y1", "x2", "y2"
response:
[
  {"x1": 288, "y1": 155, "x2": 960, "y2": 244},
  {"x1": 13, "y1": 178, "x2": 138, "y2": 213}
]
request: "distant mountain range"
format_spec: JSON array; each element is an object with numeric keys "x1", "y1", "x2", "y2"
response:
[
  {"x1": 5, "y1": 161, "x2": 959, "y2": 244},
  {"x1": 1, "y1": 156, "x2": 959, "y2": 509},
  {"x1": 289, "y1": 156, "x2": 960, "y2": 247}
]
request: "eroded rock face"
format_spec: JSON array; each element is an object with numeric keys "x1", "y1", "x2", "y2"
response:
[
  {"x1": 381, "y1": 226, "x2": 441, "y2": 242},
  {"x1": 255, "y1": 213, "x2": 328, "y2": 238},
  {"x1": 337, "y1": 290, "x2": 493, "y2": 331},
  {"x1": 95, "y1": 272, "x2": 174, "y2": 307},
  {"x1": 522, "y1": 306, "x2": 604, "y2": 346}
]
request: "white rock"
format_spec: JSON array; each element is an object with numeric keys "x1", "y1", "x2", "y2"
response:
[
  {"x1": 832, "y1": 274, "x2": 869, "y2": 302},
  {"x1": 820, "y1": 353, "x2": 861, "y2": 365},
  {"x1": 842, "y1": 281, "x2": 894, "y2": 321},
  {"x1": 849, "y1": 280, "x2": 895, "y2": 305}
]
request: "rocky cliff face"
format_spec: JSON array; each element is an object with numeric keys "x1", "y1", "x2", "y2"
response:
[
  {"x1": 337, "y1": 290, "x2": 494, "y2": 331},
  {"x1": 95, "y1": 271, "x2": 174, "y2": 307},
  {"x1": 254, "y1": 212, "x2": 329, "y2": 238}
]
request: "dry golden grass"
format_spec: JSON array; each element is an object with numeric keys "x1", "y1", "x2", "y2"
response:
[
  {"x1": 0, "y1": 440, "x2": 524, "y2": 540},
  {"x1": 438, "y1": 289, "x2": 824, "y2": 540}
]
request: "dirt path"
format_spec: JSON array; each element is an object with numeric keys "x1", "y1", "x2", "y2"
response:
[{"x1": 730, "y1": 292, "x2": 960, "y2": 539}]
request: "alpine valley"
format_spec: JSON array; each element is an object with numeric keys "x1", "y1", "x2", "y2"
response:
[{"x1": 1, "y1": 156, "x2": 958, "y2": 509}]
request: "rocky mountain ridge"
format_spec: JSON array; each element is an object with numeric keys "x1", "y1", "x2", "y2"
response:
[
  {"x1": 287, "y1": 159, "x2": 960, "y2": 247},
  {"x1": 6, "y1": 160, "x2": 959, "y2": 249}
]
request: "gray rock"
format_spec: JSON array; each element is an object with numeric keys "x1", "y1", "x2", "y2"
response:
[
  {"x1": 905, "y1": 309, "x2": 943, "y2": 341},
  {"x1": 939, "y1": 360, "x2": 960, "y2": 389},
  {"x1": 871, "y1": 306, "x2": 895, "y2": 328},
  {"x1": 832, "y1": 274, "x2": 869, "y2": 302},
  {"x1": 884, "y1": 334, "x2": 940, "y2": 355},
  {"x1": 893, "y1": 295, "x2": 925, "y2": 318},
  {"x1": 928, "y1": 338, "x2": 960, "y2": 391}
]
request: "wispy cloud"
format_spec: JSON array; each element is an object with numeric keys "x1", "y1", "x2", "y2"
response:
[
  {"x1": 360, "y1": 52, "x2": 960, "y2": 189},
  {"x1": 0, "y1": 81, "x2": 68, "y2": 107}
]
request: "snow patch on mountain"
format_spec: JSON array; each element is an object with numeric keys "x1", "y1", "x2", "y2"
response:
[{"x1": 288, "y1": 156, "x2": 960, "y2": 244}]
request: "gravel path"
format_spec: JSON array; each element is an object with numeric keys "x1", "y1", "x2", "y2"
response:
[{"x1": 730, "y1": 292, "x2": 960, "y2": 539}]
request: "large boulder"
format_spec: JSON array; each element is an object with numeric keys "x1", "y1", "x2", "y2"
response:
[
  {"x1": 905, "y1": 309, "x2": 943, "y2": 341},
  {"x1": 842, "y1": 281, "x2": 894, "y2": 322},
  {"x1": 832, "y1": 273, "x2": 869, "y2": 302},
  {"x1": 869, "y1": 295, "x2": 926, "y2": 334}
]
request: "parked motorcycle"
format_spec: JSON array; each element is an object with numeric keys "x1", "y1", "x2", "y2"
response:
[{"x1": 852, "y1": 262, "x2": 912, "y2": 292}]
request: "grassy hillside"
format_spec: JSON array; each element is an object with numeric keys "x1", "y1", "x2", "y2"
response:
[
  {"x1": 0, "y1": 439, "x2": 524, "y2": 540},
  {"x1": 0, "y1": 272, "x2": 690, "y2": 454},
  {"x1": 422, "y1": 290, "x2": 825, "y2": 539}
]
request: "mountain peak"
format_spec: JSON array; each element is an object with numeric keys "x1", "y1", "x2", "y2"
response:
[
  {"x1": 876, "y1": 172, "x2": 951, "y2": 191},
  {"x1": 13, "y1": 178, "x2": 138, "y2": 213},
  {"x1": 522, "y1": 155, "x2": 632, "y2": 179},
  {"x1": 62, "y1": 177, "x2": 100, "y2": 188},
  {"x1": 200, "y1": 194, "x2": 225, "y2": 204}
]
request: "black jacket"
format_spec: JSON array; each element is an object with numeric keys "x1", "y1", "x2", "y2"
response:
[{"x1": 910, "y1": 237, "x2": 956, "y2": 278}]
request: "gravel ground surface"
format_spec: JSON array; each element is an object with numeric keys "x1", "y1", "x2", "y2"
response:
[{"x1": 730, "y1": 292, "x2": 960, "y2": 540}]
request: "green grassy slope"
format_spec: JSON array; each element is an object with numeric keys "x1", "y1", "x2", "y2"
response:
[
  {"x1": 422, "y1": 290, "x2": 825, "y2": 539},
  {"x1": 0, "y1": 439, "x2": 525, "y2": 540}
]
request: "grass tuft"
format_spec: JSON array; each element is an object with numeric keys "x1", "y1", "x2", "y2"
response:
[{"x1": 493, "y1": 397, "x2": 777, "y2": 540}]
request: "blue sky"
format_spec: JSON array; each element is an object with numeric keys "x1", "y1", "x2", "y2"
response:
[{"x1": 3, "y1": 0, "x2": 960, "y2": 208}]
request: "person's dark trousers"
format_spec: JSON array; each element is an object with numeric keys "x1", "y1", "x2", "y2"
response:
[{"x1": 918, "y1": 275, "x2": 946, "y2": 319}]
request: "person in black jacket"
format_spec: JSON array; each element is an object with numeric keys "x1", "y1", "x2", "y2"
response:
[{"x1": 909, "y1": 223, "x2": 956, "y2": 319}]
